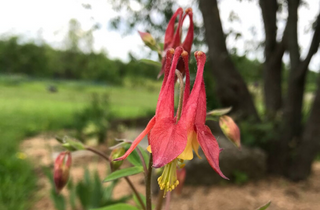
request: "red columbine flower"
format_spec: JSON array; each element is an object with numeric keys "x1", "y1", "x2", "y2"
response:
[
  {"x1": 156, "y1": 51, "x2": 227, "y2": 196},
  {"x1": 159, "y1": 7, "x2": 194, "y2": 78},
  {"x1": 54, "y1": 151, "x2": 72, "y2": 193},
  {"x1": 114, "y1": 47, "x2": 183, "y2": 162},
  {"x1": 176, "y1": 51, "x2": 227, "y2": 179}
]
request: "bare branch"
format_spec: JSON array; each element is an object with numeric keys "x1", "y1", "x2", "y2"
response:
[{"x1": 296, "y1": 13, "x2": 320, "y2": 78}]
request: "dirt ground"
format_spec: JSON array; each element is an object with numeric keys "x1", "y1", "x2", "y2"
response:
[{"x1": 21, "y1": 135, "x2": 320, "y2": 210}]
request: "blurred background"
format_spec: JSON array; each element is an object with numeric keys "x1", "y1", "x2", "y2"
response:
[{"x1": 1, "y1": 0, "x2": 320, "y2": 210}]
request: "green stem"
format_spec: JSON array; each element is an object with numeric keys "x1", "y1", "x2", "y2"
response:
[
  {"x1": 85, "y1": 146, "x2": 146, "y2": 210},
  {"x1": 135, "y1": 146, "x2": 148, "y2": 175},
  {"x1": 146, "y1": 154, "x2": 153, "y2": 210},
  {"x1": 175, "y1": 70, "x2": 184, "y2": 122},
  {"x1": 125, "y1": 176, "x2": 146, "y2": 210}
]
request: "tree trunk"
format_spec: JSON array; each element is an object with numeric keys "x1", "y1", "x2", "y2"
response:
[
  {"x1": 259, "y1": 0, "x2": 284, "y2": 117},
  {"x1": 267, "y1": 0, "x2": 303, "y2": 175},
  {"x1": 198, "y1": 0, "x2": 259, "y2": 121},
  {"x1": 268, "y1": 0, "x2": 320, "y2": 178},
  {"x1": 287, "y1": 76, "x2": 320, "y2": 181}
]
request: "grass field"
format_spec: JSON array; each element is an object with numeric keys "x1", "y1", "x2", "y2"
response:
[{"x1": 0, "y1": 75, "x2": 161, "y2": 210}]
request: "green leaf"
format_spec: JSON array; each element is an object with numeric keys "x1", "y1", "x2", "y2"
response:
[
  {"x1": 132, "y1": 193, "x2": 146, "y2": 210},
  {"x1": 123, "y1": 144, "x2": 149, "y2": 167},
  {"x1": 103, "y1": 166, "x2": 144, "y2": 182},
  {"x1": 91, "y1": 203, "x2": 139, "y2": 210},
  {"x1": 139, "y1": 59, "x2": 161, "y2": 68},
  {"x1": 207, "y1": 107, "x2": 232, "y2": 117},
  {"x1": 256, "y1": 201, "x2": 271, "y2": 210}
]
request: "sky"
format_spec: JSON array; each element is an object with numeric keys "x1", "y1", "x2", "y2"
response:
[{"x1": 0, "y1": 0, "x2": 319, "y2": 70}]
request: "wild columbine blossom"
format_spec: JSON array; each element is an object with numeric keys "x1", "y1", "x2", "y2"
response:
[
  {"x1": 138, "y1": 7, "x2": 194, "y2": 78},
  {"x1": 54, "y1": 151, "x2": 72, "y2": 193},
  {"x1": 114, "y1": 48, "x2": 227, "y2": 196},
  {"x1": 160, "y1": 7, "x2": 194, "y2": 78},
  {"x1": 115, "y1": 7, "x2": 229, "y2": 196}
]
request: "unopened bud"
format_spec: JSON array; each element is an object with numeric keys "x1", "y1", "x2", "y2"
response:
[
  {"x1": 219, "y1": 115, "x2": 241, "y2": 148},
  {"x1": 110, "y1": 147, "x2": 125, "y2": 171},
  {"x1": 54, "y1": 151, "x2": 72, "y2": 193},
  {"x1": 138, "y1": 31, "x2": 157, "y2": 51}
]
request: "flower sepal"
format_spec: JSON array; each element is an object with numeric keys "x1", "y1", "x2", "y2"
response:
[{"x1": 219, "y1": 115, "x2": 241, "y2": 149}]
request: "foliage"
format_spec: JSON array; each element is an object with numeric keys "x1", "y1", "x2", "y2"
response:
[
  {"x1": 239, "y1": 120, "x2": 276, "y2": 147},
  {"x1": 0, "y1": 75, "x2": 159, "y2": 209},
  {"x1": 0, "y1": 133, "x2": 36, "y2": 210},
  {"x1": 232, "y1": 170, "x2": 249, "y2": 185},
  {"x1": 107, "y1": 0, "x2": 203, "y2": 47},
  {"x1": 0, "y1": 36, "x2": 159, "y2": 84},
  {"x1": 103, "y1": 166, "x2": 144, "y2": 182},
  {"x1": 44, "y1": 167, "x2": 130, "y2": 210},
  {"x1": 73, "y1": 93, "x2": 113, "y2": 144}
]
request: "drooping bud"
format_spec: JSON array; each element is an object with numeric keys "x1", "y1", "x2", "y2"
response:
[
  {"x1": 175, "y1": 167, "x2": 186, "y2": 195},
  {"x1": 110, "y1": 147, "x2": 125, "y2": 171},
  {"x1": 54, "y1": 151, "x2": 72, "y2": 193},
  {"x1": 138, "y1": 31, "x2": 158, "y2": 51},
  {"x1": 219, "y1": 115, "x2": 241, "y2": 148}
]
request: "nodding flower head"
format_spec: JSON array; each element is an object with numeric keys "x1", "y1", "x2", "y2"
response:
[
  {"x1": 54, "y1": 151, "x2": 72, "y2": 193},
  {"x1": 159, "y1": 8, "x2": 194, "y2": 78}
]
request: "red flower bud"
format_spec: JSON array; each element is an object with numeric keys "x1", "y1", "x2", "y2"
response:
[
  {"x1": 138, "y1": 31, "x2": 157, "y2": 51},
  {"x1": 219, "y1": 115, "x2": 241, "y2": 148},
  {"x1": 54, "y1": 151, "x2": 72, "y2": 193}
]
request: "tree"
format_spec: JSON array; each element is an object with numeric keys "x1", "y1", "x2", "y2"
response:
[{"x1": 107, "y1": 0, "x2": 320, "y2": 181}]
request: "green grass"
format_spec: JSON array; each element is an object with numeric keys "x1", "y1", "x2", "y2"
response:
[{"x1": 0, "y1": 75, "x2": 160, "y2": 210}]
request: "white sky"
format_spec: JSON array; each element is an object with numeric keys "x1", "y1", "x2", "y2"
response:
[{"x1": 0, "y1": 0, "x2": 319, "y2": 70}]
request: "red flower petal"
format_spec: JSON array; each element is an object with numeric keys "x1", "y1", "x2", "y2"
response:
[
  {"x1": 149, "y1": 118, "x2": 187, "y2": 168},
  {"x1": 156, "y1": 47, "x2": 183, "y2": 120},
  {"x1": 182, "y1": 8, "x2": 194, "y2": 54},
  {"x1": 164, "y1": 8, "x2": 183, "y2": 50},
  {"x1": 195, "y1": 124, "x2": 228, "y2": 179},
  {"x1": 114, "y1": 117, "x2": 156, "y2": 161}
]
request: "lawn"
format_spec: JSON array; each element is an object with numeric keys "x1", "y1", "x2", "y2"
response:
[{"x1": 0, "y1": 75, "x2": 161, "y2": 210}]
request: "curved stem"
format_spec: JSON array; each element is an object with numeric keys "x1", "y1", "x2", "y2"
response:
[
  {"x1": 135, "y1": 146, "x2": 148, "y2": 175},
  {"x1": 125, "y1": 177, "x2": 146, "y2": 210},
  {"x1": 86, "y1": 147, "x2": 111, "y2": 162},
  {"x1": 85, "y1": 146, "x2": 146, "y2": 210},
  {"x1": 146, "y1": 154, "x2": 153, "y2": 210}
]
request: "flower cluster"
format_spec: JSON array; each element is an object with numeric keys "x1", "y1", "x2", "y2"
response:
[{"x1": 115, "y1": 7, "x2": 240, "y2": 196}]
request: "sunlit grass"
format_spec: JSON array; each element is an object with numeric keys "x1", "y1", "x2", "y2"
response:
[{"x1": 0, "y1": 75, "x2": 161, "y2": 209}]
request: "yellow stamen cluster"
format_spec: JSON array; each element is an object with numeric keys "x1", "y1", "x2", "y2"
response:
[{"x1": 157, "y1": 159, "x2": 179, "y2": 196}]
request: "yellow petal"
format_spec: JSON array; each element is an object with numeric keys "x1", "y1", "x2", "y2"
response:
[
  {"x1": 178, "y1": 132, "x2": 196, "y2": 160},
  {"x1": 147, "y1": 145, "x2": 152, "y2": 153},
  {"x1": 192, "y1": 135, "x2": 201, "y2": 159}
]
